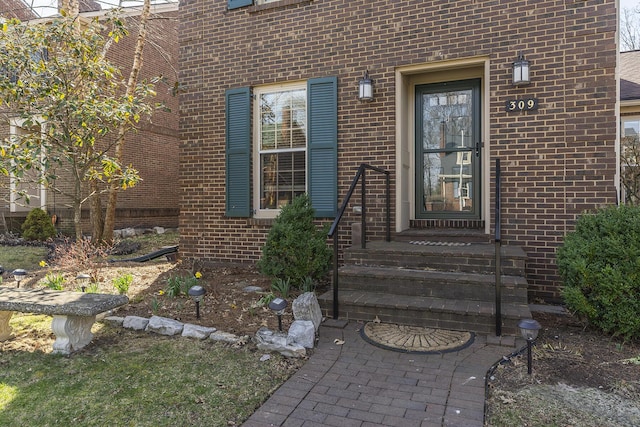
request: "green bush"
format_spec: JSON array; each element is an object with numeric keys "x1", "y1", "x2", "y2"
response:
[
  {"x1": 557, "y1": 204, "x2": 640, "y2": 340},
  {"x1": 257, "y1": 194, "x2": 332, "y2": 288},
  {"x1": 21, "y1": 208, "x2": 57, "y2": 241}
]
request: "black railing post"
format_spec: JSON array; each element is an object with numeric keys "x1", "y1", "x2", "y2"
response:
[
  {"x1": 386, "y1": 172, "x2": 391, "y2": 242},
  {"x1": 361, "y1": 167, "x2": 366, "y2": 249},
  {"x1": 495, "y1": 158, "x2": 502, "y2": 336},
  {"x1": 333, "y1": 232, "x2": 339, "y2": 319},
  {"x1": 327, "y1": 163, "x2": 390, "y2": 321}
]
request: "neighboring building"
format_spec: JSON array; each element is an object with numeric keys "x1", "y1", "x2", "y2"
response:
[
  {"x1": 0, "y1": 2, "x2": 180, "y2": 234},
  {"x1": 178, "y1": 0, "x2": 618, "y2": 302},
  {"x1": 0, "y1": 0, "x2": 36, "y2": 20},
  {"x1": 620, "y1": 50, "x2": 640, "y2": 204}
]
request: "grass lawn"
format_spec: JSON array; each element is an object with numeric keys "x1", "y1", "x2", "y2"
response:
[{"x1": 0, "y1": 314, "x2": 301, "y2": 426}]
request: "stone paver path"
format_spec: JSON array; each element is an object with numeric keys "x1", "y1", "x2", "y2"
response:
[{"x1": 243, "y1": 321, "x2": 518, "y2": 427}]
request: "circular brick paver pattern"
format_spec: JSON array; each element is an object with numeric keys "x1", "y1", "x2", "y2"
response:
[{"x1": 361, "y1": 322, "x2": 474, "y2": 354}]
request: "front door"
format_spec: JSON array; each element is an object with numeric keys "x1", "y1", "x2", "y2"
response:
[{"x1": 416, "y1": 79, "x2": 481, "y2": 219}]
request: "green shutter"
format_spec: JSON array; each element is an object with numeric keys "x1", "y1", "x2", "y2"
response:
[
  {"x1": 228, "y1": 0, "x2": 252, "y2": 10},
  {"x1": 307, "y1": 77, "x2": 337, "y2": 218},
  {"x1": 225, "y1": 87, "x2": 251, "y2": 217}
]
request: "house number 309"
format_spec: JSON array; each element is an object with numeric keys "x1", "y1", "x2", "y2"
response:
[{"x1": 505, "y1": 98, "x2": 538, "y2": 112}]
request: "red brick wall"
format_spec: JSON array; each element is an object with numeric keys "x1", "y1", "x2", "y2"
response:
[{"x1": 179, "y1": 0, "x2": 618, "y2": 300}]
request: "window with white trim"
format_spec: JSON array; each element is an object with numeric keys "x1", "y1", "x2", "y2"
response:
[
  {"x1": 225, "y1": 77, "x2": 337, "y2": 219},
  {"x1": 9, "y1": 120, "x2": 46, "y2": 212},
  {"x1": 253, "y1": 83, "x2": 307, "y2": 217}
]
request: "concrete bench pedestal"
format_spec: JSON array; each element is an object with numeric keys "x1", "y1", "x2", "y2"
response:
[{"x1": 0, "y1": 287, "x2": 128, "y2": 355}]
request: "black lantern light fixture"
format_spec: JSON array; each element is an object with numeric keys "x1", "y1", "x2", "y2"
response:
[
  {"x1": 358, "y1": 70, "x2": 373, "y2": 101},
  {"x1": 188, "y1": 285, "x2": 206, "y2": 319},
  {"x1": 512, "y1": 52, "x2": 530, "y2": 86},
  {"x1": 518, "y1": 318, "x2": 542, "y2": 375},
  {"x1": 76, "y1": 273, "x2": 90, "y2": 292},
  {"x1": 12, "y1": 269, "x2": 26, "y2": 288},
  {"x1": 268, "y1": 297, "x2": 288, "y2": 332}
]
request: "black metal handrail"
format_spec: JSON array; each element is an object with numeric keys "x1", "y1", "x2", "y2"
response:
[
  {"x1": 495, "y1": 158, "x2": 502, "y2": 336},
  {"x1": 327, "y1": 163, "x2": 390, "y2": 319}
]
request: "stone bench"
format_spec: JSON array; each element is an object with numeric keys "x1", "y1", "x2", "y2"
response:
[{"x1": 0, "y1": 287, "x2": 129, "y2": 355}]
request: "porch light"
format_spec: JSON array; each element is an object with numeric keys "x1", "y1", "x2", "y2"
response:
[
  {"x1": 12, "y1": 269, "x2": 26, "y2": 288},
  {"x1": 512, "y1": 52, "x2": 530, "y2": 86},
  {"x1": 518, "y1": 318, "x2": 541, "y2": 375},
  {"x1": 358, "y1": 70, "x2": 373, "y2": 101},
  {"x1": 76, "y1": 273, "x2": 90, "y2": 292},
  {"x1": 188, "y1": 285, "x2": 206, "y2": 319},
  {"x1": 268, "y1": 297, "x2": 287, "y2": 332}
]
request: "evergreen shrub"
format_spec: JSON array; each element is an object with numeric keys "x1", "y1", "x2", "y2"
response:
[
  {"x1": 21, "y1": 208, "x2": 57, "y2": 241},
  {"x1": 557, "y1": 204, "x2": 640, "y2": 340},
  {"x1": 257, "y1": 194, "x2": 332, "y2": 288}
]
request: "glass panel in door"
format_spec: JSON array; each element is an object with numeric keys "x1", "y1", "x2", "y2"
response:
[{"x1": 416, "y1": 79, "x2": 480, "y2": 218}]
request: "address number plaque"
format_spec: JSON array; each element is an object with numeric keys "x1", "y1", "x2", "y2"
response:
[{"x1": 505, "y1": 98, "x2": 538, "y2": 112}]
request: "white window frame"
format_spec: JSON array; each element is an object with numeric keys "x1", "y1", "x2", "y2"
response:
[
  {"x1": 252, "y1": 81, "x2": 307, "y2": 219},
  {"x1": 9, "y1": 118, "x2": 47, "y2": 213}
]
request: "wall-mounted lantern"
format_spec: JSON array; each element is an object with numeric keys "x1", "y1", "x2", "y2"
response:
[
  {"x1": 512, "y1": 52, "x2": 530, "y2": 86},
  {"x1": 358, "y1": 70, "x2": 374, "y2": 101}
]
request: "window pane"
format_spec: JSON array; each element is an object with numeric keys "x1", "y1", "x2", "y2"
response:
[
  {"x1": 260, "y1": 151, "x2": 306, "y2": 209},
  {"x1": 258, "y1": 87, "x2": 307, "y2": 211},
  {"x1": 260, "y1": 89, "x2": 306, "y2": 150}
]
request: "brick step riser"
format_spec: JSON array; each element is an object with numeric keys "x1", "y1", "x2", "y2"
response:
[
  {"x1": 338, "y1": 274, "x2": 527, "y2": 303},
  {"x1": 344, "y1": 252, "x2": 525, "y2": 276},
  {"x1": 394, "y1": 234, "x2": 492, "y2": 244},
  {"x1": 319, "y1": 303, "x2": 521, "y2": 336}
]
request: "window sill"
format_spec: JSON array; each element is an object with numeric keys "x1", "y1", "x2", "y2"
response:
[{"x1": 249, "y1": 0, "x2": 312, "y2": 13}]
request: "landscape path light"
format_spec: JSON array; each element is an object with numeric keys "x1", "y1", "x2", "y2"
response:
[
  {"x1": 12, "y1": 269, "x2": 26, "y2": 288},
  {"x1": 268, "y1": 297, "x2": 287, "y2": 332},
  {"x1": 188, "y1": 285, "x2": 206, "y2": 319},
  {"x1": 518, "y1": 318, "x2": 541, "y2": 375},
  {"x1": 76, "y1": 273, "x2": 90, "y2": 292}
]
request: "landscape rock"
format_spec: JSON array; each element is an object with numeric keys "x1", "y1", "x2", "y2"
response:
[
  {"x1": 209, "y1": 331, "x2": 242, "y2": 344},
  {"x1": 146, "y1": 316, "x2": 184, "y2": 336},
  {"x1": 287, "y1": 320, "x2": 316, "y2": 349},
  {"x1": 242, "y1": 286, "x2": 264, "y2": 293},
  {"x1": 123, "y1": 316, "x2": 149, "y2": 331},
  {"x1": 255, "y1": 327, "x2": 306, "y2": 358},
  {"x1": 121, "y1": 228, "x2": 137, "y2": 238},
  {"x1": 102, "y1": 316, "x2": 125, "y2": 327},
  {"x1": 182, "y1": 323, "x2": 217, "y2": 339},
  {"x1": 153, "y1": 226, "x2": 166, "y2": 234},
  {"x1": 292, "y1": 292, "x2": 323, "y2": 331}
]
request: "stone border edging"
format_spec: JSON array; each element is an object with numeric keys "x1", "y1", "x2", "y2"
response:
[{"x1": 100, "y1": 291, "x2": 325, "y2": 359}]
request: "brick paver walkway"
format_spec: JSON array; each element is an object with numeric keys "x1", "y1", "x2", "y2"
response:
[{"x1": 243, "y1": 321, "x2": 519, "y2": 427}]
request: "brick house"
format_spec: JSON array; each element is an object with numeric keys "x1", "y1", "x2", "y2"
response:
[
  {"x1": 0, "y1": 2, "x2": 179, "y2": 234},
  {"x1": 178, "y1": 0, "x2": 618, "y2": 330}
]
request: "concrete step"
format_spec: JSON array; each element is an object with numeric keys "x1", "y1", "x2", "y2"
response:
[
  {"x1": 337, "y1": 265, "x2": 528, "y2": 303},
  {"x1": 345, "y1": 241, "x2": 527, "y2": 276},
  {"x1": 318, "y1": 289, "x2": 531, "y2": 336}
]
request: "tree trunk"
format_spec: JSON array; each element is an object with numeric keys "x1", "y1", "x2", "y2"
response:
[
  {"x1": 102, "y1": 0, "x2": 151, "y2": 243},
  {"x1": 90, "y1": 181, "x2": 104, "y2": 243}
]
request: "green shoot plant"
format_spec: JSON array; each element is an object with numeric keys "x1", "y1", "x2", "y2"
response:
[
  {"x1": 42, "y1": 272, "x2": 65, "y2": 290},
  {"x1": 112, "y1": 273, "x2": 133, "y2": 295}
]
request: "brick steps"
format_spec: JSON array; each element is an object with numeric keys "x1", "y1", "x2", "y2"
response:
[
  {"x1": 319, "y1": 239, "x2": 531, "y2": 336},
  {"x1": 336, "y1": 265, "x2": 528, "y2": 303}
]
